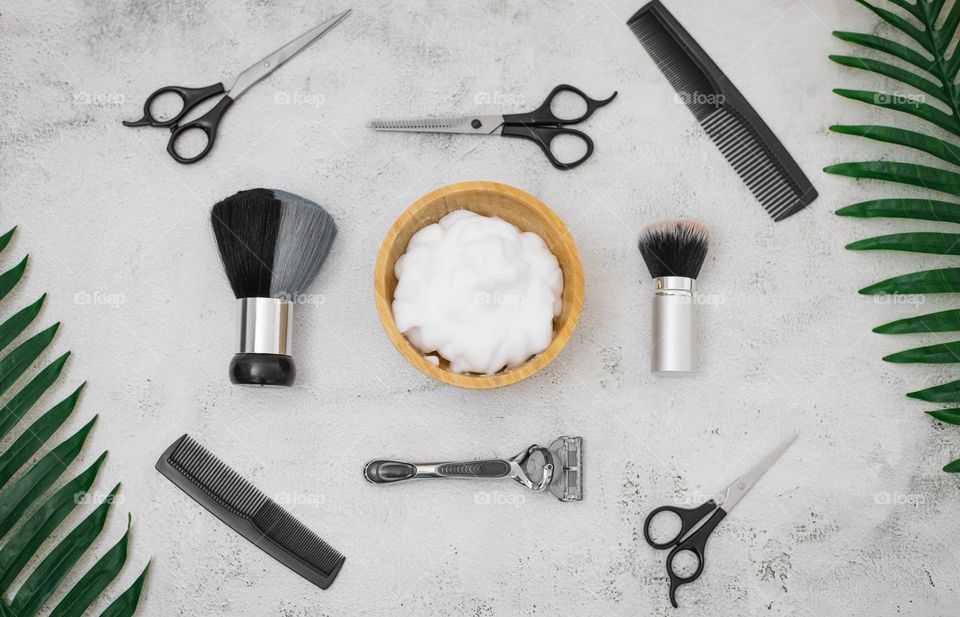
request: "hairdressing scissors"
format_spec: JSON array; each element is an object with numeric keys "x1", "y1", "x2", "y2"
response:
[
  {"x1": 643, "y1": 435, "x2": 796, "y2": 608},
  {"x1": 123, "y1": 9, "x2": 351, "y2": 164},
  {"x1": 370, "y1": 84, "x2": 617, "y2": 170}
]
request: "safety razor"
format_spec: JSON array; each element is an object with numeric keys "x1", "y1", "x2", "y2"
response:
[{"x1": 363, "y1": 436, "x2": 582, "y2": 502}]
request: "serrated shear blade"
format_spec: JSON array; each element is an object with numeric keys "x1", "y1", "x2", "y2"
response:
[{"x1": 369, "y1": 115, "x2": 504, "y2": 135}]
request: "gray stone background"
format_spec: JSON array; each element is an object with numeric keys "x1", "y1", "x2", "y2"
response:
[{"x1": 1, "y1": 0, "x2": 958, "y2": 615}]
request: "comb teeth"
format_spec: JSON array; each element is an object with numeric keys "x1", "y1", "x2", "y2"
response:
[
  {"x1": 628, "y1": 13, "x2": 719, "y2": 121},
  {"x1": 252, "y1": 501, "x2": 345, "y2": 576},
  {"x1": 158, "y1": 435, "x2": 345, "y2": 588},
  {"x1": 370, "y1": 118, "x2": 458, "y2": 130},
  {"x1": 168, "y1": 435, "x2": 268, "y2": 517},
  {"x1": 628, "y1": 0, "x2": 817, "y2": 221},
  {"x1": 701, "y1": 106, "x2": 808, "y2": 221}
]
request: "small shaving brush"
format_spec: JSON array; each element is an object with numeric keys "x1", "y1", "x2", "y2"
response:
[
  {"x1": 212, "y1": 188, "x2": 337, "y2": 387},
  {"x1": 638, "y1": 219, "x2": 710, "y2": 375}
]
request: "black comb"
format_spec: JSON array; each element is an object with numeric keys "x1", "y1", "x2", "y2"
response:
[
  {"x1": 627, "y1": 0, "x2": 817, "y2": 221},
  {"x1": 156, "y1": 434, "x2": 344, "y2": 589}
]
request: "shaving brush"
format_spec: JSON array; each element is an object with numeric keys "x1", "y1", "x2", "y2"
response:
[
  {"x1": 638, "y1": 219, "x2": 710, "y2": 375},
  {"x1": 212, "y1": 189, "x2": 337, "y2": 386}
]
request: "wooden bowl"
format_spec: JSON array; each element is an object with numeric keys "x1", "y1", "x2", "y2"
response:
[{"x1": 374, "y1": 181, "x2": 585, "y2": 389}]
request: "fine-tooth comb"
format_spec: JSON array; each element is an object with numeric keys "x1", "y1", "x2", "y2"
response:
[
  {"x1": 156, "y1": 434, "x2": 345, "y2": 589},
  {"x1": 627, "y1": 0, "x2": 818, "y2": 221}
]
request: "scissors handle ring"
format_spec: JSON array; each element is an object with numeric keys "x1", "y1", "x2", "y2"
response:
[
  {"x1": 500, "y1": 125, "x2": 594, "y2": 170},
  {"x1": 122, "y1": 83, "x2": 226, "y2": 129},
  {"x1": 657, "y1": 505, "x2": 728, "y2": 608},
  {"x1": 643, "y1": 500, "x2": 717, "y2": 549},
  {"x1": 505, "y1": 84, "x2": 617, "y2": 126},
  {"x1": 166, "y1": 96, "x2": 235, "y2": 164}
]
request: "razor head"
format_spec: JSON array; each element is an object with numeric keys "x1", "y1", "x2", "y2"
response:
[{"x1": 547, "y1": 436, "x2": 582, "y2": 502}]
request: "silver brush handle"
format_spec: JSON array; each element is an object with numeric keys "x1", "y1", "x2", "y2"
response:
[
  {"x1": 237, "y1": 297, "x2": 293, "y2": 355},
  {"x1": 651, "y1": 277, "x2": 696, "y2": 374},
  {"x1": 363, "y1": 459, "x2": 512, "y2": 484}
]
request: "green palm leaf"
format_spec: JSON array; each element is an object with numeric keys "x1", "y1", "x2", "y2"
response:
[
  {"x1": 928, "y1": 409, "x2": 960, "y2": 425},
  {"x1": 859, "y1": 267, "x2": 960, "y2": 295},
  {"x1": 908, "y1": 379, "x2": 960, "y2": 402},
  {"x1": 884, "y1": 341, "x2": 960, "y2": 363},
  {"x1": 100, "y1": 564, "x2": 149, "y2": 617},
  {"x1": 0, "y1": 352, "x2": 70, "y2": 441},
  {"x1": 831, "y1": 0, "x2": 960, "y2": 472},
  {"x1": 829, "y1": 56, "x2": 947, "y2": 104},
  {"x1": 0, "y1": 453, "x2": 106, "y2": 593},
  {"x1": 0, "y1": 257, "x2": 28, "y2": 304},
  {"x1": 825, "y1": 161, "x2": 960, "y2": 196},
  {"x1": 832, "y1": 31, "x2": 933, "y2": 73},
  {"x1": 9, "y1": 484, "x2": 119, "y2": 617},
  {"x1": 49, "y1": 514, "x2": 130, "y2": 617},
  {"x1": 847, "y1": 232, "x2": 960, "y2": 254},
  {"x1": 830, "y1": 126, "x2": 960, "y2": 167},
  {"x1": 836, "y1": 199, "x2": 960, "y2": 223},
  {"x1": 0, "y1": 385, "x2": 85, "y2": 488},
  {"x1": 851, "y1": 0, "x2": 929, "y2": 52},
  {"x1": 0, "y1": 323, "x2": 59, "y2": 400},
  {"x1": 874, "y1": 308, "x2": 960, "y2": 334},
  {"x1": 831, "y1": 90, "x2": 958, "y2": 135},
  {"x1": 0, "y1": 295, "x2": 45, "y2": 355},
  {"x1": 0, "y1": 228, "x2": 147, "y2": 614},
  {"x1": 0, "y1": 418, "x2": 96, "y2": 539},
  {"x1": 0, "y1": 229, "x2": 15, "y2": 255}
]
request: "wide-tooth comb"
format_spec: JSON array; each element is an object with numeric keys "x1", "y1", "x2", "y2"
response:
[
  {"x1": 156, "y1": 434, "x2": 345, "y2": 589},
  {"x1": 627, "y1": 0, "x2": 817, "y2": 221}
]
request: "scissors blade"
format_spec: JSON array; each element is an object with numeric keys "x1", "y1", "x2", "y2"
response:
[
  {"x1": 225, "y1": 9, "x2": 351, "y2": 99},
  {"x1": 718, "y1": 434, "x2": 796, "y2": 513},
  {"x1": 369, "y1": 115, "x2": 505, "y2": 135}
]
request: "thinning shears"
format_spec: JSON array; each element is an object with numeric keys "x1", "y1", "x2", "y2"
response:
[
  {"x1": 123, "y1": 10, "x2": 351, "y2": 164},
  {"x1": 643, "y1": 435, "x2": 797, "y2": 607},
  {"x1": 370, "y1": 84, "x2": 617, "y2": 170}
]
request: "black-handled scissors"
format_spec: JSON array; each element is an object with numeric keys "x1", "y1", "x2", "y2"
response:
[
  {"x1": 123, "y1": 10, "x2": 350, "y2": 164},
  {"x1": 370, "y1": 84, "x2": 617, "y2": 170},
  {"x1": 643, "y1": 436, "x2": 796, "y2": 608}
]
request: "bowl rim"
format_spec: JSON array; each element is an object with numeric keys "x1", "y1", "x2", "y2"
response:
[{"x1": 373, "y1": 180, "x2": 585, "y2": 389}]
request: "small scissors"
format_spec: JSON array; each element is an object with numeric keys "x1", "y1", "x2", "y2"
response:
[
  {"x1": 123, "y1": 10, "x2": 351, "y2": 164},
  {"x1": 643, "y1": 435, "x2": 796, "y2": 608},
  {"x1": 370, "y1": 84, "x2": 617, "y2": 170}
]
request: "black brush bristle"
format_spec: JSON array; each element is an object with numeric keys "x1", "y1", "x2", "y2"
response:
[
  {"x1": 211, "y1": 189, "x2": 337, "y2": 299},
  {"x1": 212, "y1": 189, "x2": 281, "y2": 298},
  {"x1": 638, "y1": 219, "x2": 710, "y2": 279}
]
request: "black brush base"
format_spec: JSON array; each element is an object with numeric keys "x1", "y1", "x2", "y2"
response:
[{"x1": 229, "y1": 353, "x2": 296, "y2": 387}]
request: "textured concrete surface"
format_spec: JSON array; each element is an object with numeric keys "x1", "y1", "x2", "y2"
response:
[{"x1": 1, "y1": 0, "x2": 958, "y2": 615}]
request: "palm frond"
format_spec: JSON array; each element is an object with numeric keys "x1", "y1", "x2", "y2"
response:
[
  {"x1": 847, "y1": 231, "x2": 960, "y2": 254},
  {"x1": 859, "y1": 267, "x2": 960, "y2": 294},
  {"x1": 825, "y1": 161, "x2": 960, "y2": 196},
  {"x1": 832, "y1": 31, "x2": 933, "y2": 73},
  {"x1": 908, "y1": 379, "x2": 960, "y2": 402},
  {"x1": 832, "y1": 0, "x2": 960, "y2": 471},
  {"x1": 927, "y1": 408, "x2": 960, "y2": 424},
  {"x1": 0, "y1": 227, "x2": 147, "y2": 613},
  {"x1": 836, "y1": 199, "x2": 960, "y2": 223},
  {"x1": 874, "y1": 308, "x2": 960, "y2": 333},
  {"x1": 830, "y1": 126, "x2": 960, "y2": 167},
  {"x1": 832, "y1": 89, "x2": 958, "y2": 134},
  {"x1": 883, "y1": 340, "x2": 960, "y2": 363}
]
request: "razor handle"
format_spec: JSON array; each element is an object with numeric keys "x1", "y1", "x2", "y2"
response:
[{"x1": 363, "y1": 459, "x2": 511, "y2": 484}]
